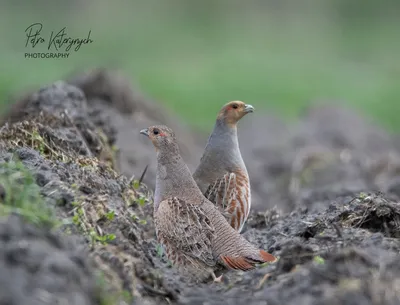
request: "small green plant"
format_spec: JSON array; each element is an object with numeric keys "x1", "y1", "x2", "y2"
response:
[
  {"x1": 156, "y1": 244, "x2": 164, "y2": 257},
  {"x1": 111, "y1": 145, "x2": 119, "y2": 153},
  {"x1": 358, "y1": 192, "x2": 368, "y2": 200},
  {"x1": 89, "y1": 228, "x2": 116, "y2": 245},
  {"x1": 97, "y1": 233, "x2": 116, "y2": 244},
  {"x1": 130, "y1": 212, "x2": 147, "y2": 225},
  {"x1": 132, "y1": 179, "x2": 140, "y2": 190},
  {"x1": 138, "y1": 218, "x2": 147, "y2": 225},
  {"x1": 31, "y1": 130, "x2": 46, "y2": 155},
  {"x1": 313, "y1": 255, "x2": 325, "y2": 265},
  {"x1": 72, "y1": 207, "x2": 84, "y2": 226},
  {"x1": 71, "y1": 203, "x2": 117, "y2": 246},
  {"x1": 0, "y1": 160, "x2": 58, "y2": 228},
  {"x1": 105, "y1": 210, "x2": 115, "y2": 221},
  {"x1": 137, "y1": 196, "x2": 146, "y2": 206}
]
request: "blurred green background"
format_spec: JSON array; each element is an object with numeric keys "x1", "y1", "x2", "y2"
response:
[{"x1": 0, "y1": 0, "x2": 399, "y2": 132}]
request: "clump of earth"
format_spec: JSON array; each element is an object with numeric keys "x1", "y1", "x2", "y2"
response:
[{"x1": 0, "y1": 68, "x2": 400, "y2": 305}]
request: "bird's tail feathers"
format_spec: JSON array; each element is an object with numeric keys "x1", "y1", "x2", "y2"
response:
[
  {"x1": 259, "y1": 250, "x2": 278, "y2": 263},
  {"x1": 220, "y1": 255, "x2": 255, "y2": 271},
  {"x1": 220, "y1": 250, "x2": 277, "y2": 271}
]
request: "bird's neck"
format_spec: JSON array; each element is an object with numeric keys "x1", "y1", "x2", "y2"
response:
[
  {"x1": 202, "y1": 119, "x2": 243, "y2": 167},
  {"x1": 154, "y1": 147, "x2": 204, "y2": 211}
]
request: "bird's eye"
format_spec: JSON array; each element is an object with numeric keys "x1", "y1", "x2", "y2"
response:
[
  {"x1": 232, "y1": 104, "x2": 238, "y2": 109},
  {"x1": 153, "y1": 129, "x2": 159, "y2": 135}
]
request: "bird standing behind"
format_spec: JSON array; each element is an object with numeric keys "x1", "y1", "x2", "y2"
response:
[
  {"x1": 140, "y1": 125, "x2": 276, "y2": 283},
  {"x1": 193, "y1": 101, "x2": 254, "y2": 233}
]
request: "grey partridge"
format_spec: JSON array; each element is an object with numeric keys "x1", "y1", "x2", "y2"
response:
[
  {"x1": 193, "y1": 101, "x2": 254, "y2": 233},
  {"x1": 140, "y1": 125, "x2": 276, "y2": 282}
]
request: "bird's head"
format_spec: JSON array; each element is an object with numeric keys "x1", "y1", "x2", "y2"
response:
[
  {"x1": 217, "y1": 101, "x2": 254, "y2": 127},
  {"x1": 140, "y1": 125, "x2": 178, "y2": 153}
]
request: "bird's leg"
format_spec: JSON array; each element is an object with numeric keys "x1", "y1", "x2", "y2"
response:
[{"x1": 211, "y1": 271, "x2": 223, "y2": 283}]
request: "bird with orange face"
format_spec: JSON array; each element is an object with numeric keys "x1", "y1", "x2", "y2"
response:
[
  {"x1": 140, "y1": 125, "x2": 276, "y2": 283},
  {"x1": 193, "y1": 101, "x2": 254, "y2": 233}
]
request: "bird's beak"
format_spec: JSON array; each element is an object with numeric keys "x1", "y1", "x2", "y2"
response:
[
  {"x1": 140, "y1": 128, "x2": 149, "y2": 137},
  {"x1": 244, "y1": 104, "x2": 254, "y2": 113}
]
